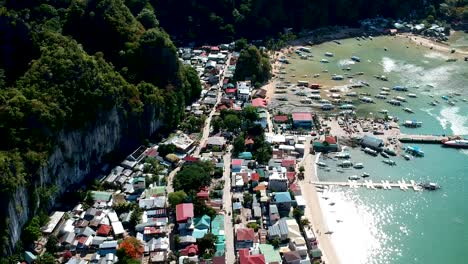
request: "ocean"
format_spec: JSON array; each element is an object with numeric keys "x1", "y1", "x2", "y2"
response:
[{"x1": 283, "y1": 35, "x2": 468, "y2": 263}]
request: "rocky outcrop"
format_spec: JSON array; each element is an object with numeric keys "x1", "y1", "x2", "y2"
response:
[{"x1": 5, "y1": 106, "x2": 161, "y2": 254}]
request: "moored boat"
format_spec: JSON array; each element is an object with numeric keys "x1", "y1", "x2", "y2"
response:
[
  {"x1": 351, "y1": 56, "x2": 361, "y2": 62},
  {"x1": 403, "y1": 120, "x2": 422, "y2": 127},
  {"x1": 353, "y1": 163, "x2": 364, "y2": 169},
  {"x1": 443, "y1": 139, "x2": 468, "y2": 148},
  {"x1": 361, "y1": 172, "x2": 370, "y2": 178},
  {"x1": 403, "y1": 154, "x2": 411, "y2": 160},
  {"x1": 348, "y1": 175, "x2": 360, "y2": 180},
  {"x1": 382, "y1": 159, "x2": 396, "y2": 166},
  {"x1": 363, "y1": 147, "x2": 378, "y2": 156},
  {"x1": 380, "y1": 152, "x2": 389, "y2": 158},
  {"x1": 403, "y1": 107, "x2": 414, "y2": 113}
]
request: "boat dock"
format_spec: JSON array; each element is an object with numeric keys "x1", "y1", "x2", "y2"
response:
[
  {"x1": 313, "y1": 179, "x2": 423, "y2": 191},
  {"x1": 397, "y1": 134, "x2": 448, "y2": 144}
]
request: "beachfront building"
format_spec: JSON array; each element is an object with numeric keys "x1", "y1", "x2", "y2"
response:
[
  {"x1": 313, "y1": 136, "x2": 339, "y2": 153},
  {"x1": 292, "y1": 112, "x2": 313, "y2": 129},
  {"x1": 360, "y1": 135, "x2": 384, "y2": 150}
]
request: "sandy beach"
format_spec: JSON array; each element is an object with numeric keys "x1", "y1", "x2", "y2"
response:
[
  {"x1": 400, "y1": 32, "x2": 468, "y2": 56},
  {"x1": 299, "y1": 140, "x2": 341, "y2": 264}
]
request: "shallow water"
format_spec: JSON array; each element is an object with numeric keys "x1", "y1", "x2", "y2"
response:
[{"x1": 296, "y1": 35, "x2": 468, "y2": 264}]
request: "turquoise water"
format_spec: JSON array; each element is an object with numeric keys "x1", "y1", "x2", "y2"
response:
[{"x1": 301, "y1": 36, "x2": 468, "y2": 264}]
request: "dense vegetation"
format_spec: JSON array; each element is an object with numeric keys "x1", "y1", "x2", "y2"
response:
[
  {"x1": 151, "y1": 0, "x2": 467, "y2": 43},
  {"x1": 0, "y1": 0, "x2": 201, "y2": 257},
  {"x1": 234, "y1": 46, "x2": 272, "y2": 87}
]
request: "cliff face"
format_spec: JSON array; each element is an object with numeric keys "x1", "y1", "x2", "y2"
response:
[{"x1": 5, "y1": 106, "x2": 161, "y2": 253}]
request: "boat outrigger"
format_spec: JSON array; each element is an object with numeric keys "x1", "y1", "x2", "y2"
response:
[
  {"x1": 403, "y1": 120, "x2": 422, "y2": 128},
  {"x1": 382, "y1": 159, "x2": 396, "y2": 166}
]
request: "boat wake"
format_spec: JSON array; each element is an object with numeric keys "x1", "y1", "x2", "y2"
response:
[
  {"x1": 438, "y1": 107, "x2": 468, "y2": 135},
  {"x1": 423, "y1": 52, "x2": 450, "y2": 60}
]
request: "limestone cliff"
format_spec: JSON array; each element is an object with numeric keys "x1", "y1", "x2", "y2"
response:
[{"x1": 4, "y1": 106, "x2": 161, "y2": 254}]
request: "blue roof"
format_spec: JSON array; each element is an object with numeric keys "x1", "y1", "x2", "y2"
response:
[
  {"x1": 192, "y1": 228, "x2": 208, "y2": 239},
  {"x1": 274, "y1": 192, "x2": 292, "y2": 203},
  {"x1": 238, "y1": 152, "x2": 253, "y2": 159}
]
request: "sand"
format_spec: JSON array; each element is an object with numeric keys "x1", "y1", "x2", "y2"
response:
[
  {"x1": 299, "y1": 140, "x2": 341, "y2": 264},
  {"x1": 399, "y1": 33, "x2": 468, "y2": 56}
]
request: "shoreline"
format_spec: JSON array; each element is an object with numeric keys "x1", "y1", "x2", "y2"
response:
[
  {"x1": 399, "y1": 32, "x2": 468, "y2": 56},
  {"x1": 300, "y1": 143, "x2": 341, "y2": 264}
]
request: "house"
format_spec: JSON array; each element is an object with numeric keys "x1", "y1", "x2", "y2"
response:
[
  {"x1": 251, "y1": 98, "x2": 267, "y2": 108},
  {"x1": 254, "y1": 89, "x2": 267, "y2": 99},
  {"x1": 268, "y1": 218, "x2": 289, "y2": 240},
  {"x1": 212, "y1": 215, "x2": 226, "y2": 255},
  {"x1": 192, "y1": 215, "x2": 211, "y2": 239},
  {"x1": 96, "y1": 224, "x2": 112, "y2": 237},
  {"x1": 98, "y1": 240, "x2": 118, "y2": 255},
  {"x1": 286, "y1": 172, "x2": 296, "y2": 183},
  {"x1": 258, "y1": 244, "x2": 282, "y2": 264},
  {"x1": 196, "y1": 188, "x2": 210, "y2": 200},
  {"x1": 269, "y1": 204, "x2": 280, "y2": 225},
  {"x1": 237, "y1": 81, "x2": 252, "y2": 101},
  {"x1": 272, "y1": 192, "x2": 292, "y2": 216},
  {"x1": 133, "y1": 176, "x2": 146, "y2": 191},
  {"x1": 183, "y1": 156, "x2": 199, "y2": 164},
  {"x1": 291, "y1": 112, "x2": 313, "y2": 129},
  {"x1": 289, "y1": 237, "x2": 308, "y2": 258},
  {"x1": 281, "y1": 159, "x2": 296, "y2": 170},
  {"x1": 273, "y1": 115, "x2": 289, "y2": 123},
  {"x1": 283, "y1": 251, "x2": 302, "y2": 264},
  {"x1": 235, "y1": 228, "x2": 255, "y2": 250},
  {"x1": 255, "y1": 110, "x2": 268, "y2": 128},
  {"x1": 231, "y1": 159, "x2": 244, "y2": 171},
  {"x1": 111, "y1": 221, "x2": 125, "y2": 237},
  {"x1": 238, "y1": 249, "x2": 266, "y2": 264},
  {"x1": 176, "y1": 203, "x2": 194, "y2": 223},
  {"x1": 180, "y1": 244, "x2": 198, "y2": 256},
  {"x1": 360, "y1": 135, "x2": 384, "y2": 150},
  {"x1": 206, "y1": 136, "x2": 226, "y2": 149},
  {"x1": 295, "y1": 195, "x2": 306, "y2": 210},
  {"x1": 268, "y1": 171, "x2": 288, "y2": 192}
]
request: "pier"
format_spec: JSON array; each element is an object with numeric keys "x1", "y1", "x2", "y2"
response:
[
  {"x1": 312, "y1": 179, "x2": 423, "y2": 191},
  {"x1": 396, "y1": 134, "x2": 449, "y2": 144}
]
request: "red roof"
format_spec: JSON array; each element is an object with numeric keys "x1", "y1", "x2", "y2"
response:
[
  {"x1": 144, "y1": 148, "x2": 158, "y2": 157},
  {"x1": 223, "y1": 78, "x2": 229, "y2": 84},
  {"x1": 184, "y1": 156, "x2": 199, "y2": 162},
  {"x1": 239, "y1": 249, "x2": 266, "y2": 264},
  {"x1": 282, "y1": 159, "x2": 296, "y2": 167},
  {"x1": 180, "y1": 244, "x2": 199, "y2": 256},
  {"x1": 292, "y1": 112, "x2": 313, "y2": 121},
  {"x1": 96, "y1": 224, "x2": 111, "y2": 236},
  {"x1": 236, "y1": 228, "x2": 255, "y2": 241},
  {"x1": 226, "y1": 88, "x2": 237, "y2": 93},
  {"x1": 325, "y1": 136, "x2": 337, "y2": 144},
  {"x1": 251, "y1": 173, "x2": 260, "y2": 182},
  {"x1": 78, "y1": 236, "x2": 88, "y2": 244},
  {"x1": 232, "y1": 159, "x2": 243, "y2": 166},
  {"x1": 210, "y1": 46, "x2": 220, "y2": 51},
  {"x1": 273, "y1": 115, "x2": 289, "y2": 123},
  {"x1": 176, "y1": 203, "x2": 194, "y2": 222},
  {"x1": 251, "y1": 98, "x2": 267, "y2": 108},
  {"x1": 286, "y1": 172, "x2": 296, "y2": 181},
  {"x1": 197, "y1": 190, "x2": 210, "y2": 199}
]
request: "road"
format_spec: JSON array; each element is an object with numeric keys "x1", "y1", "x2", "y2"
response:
[
  {"x1": 298, "y1": 138, "x2": 340, "y2": 264},
  {"x1": 222, "y1": 146, "x2": 235, "y2": 263}
]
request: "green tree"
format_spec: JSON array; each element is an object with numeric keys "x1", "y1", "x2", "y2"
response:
[
  {"x1": 232, "y1": 134, "x2": 246, "y2": 155},
  {"x1": 172, "y1": 162, "x2": 213, "y2": 193},
  {"x1": 234, "y1": 38, "x2": 248, "y2": 51},
  {"x1": 168, "y1": 191, "x2": 188, "y2": 208},
  {"x1": 243, "y1": 193, "x2": 253, "y2": 208},
  {"x1": 234, "y1": 46, "x2": 272, "y2": 85},
  {"x1": 270, "y1": 238, "x2": 281, "y2": 249},
  {"x1": 293, "y1": 207, "x2": 304, "y2": 220},
  {"x1": 136, "y1": 8, "x2": 159, "y2": 29},
  {"x1": 45, "y1": 235, "x2": 59, "y2": 254},
  {"x1": 197, "y1": 233, "x2": 216, "y2": 257},
  {"x1": 224, "y1": 114, "x2": 241, "y2": 132},
  {"x1": 35, "y1": 253, "x2": 55, "y2": 264},
  {"x1": 158, "y1": 144, "x2": 176, "y2": 157},
  {"x1": 22, "y1": 217, "x2": 41, "y2": 246}
]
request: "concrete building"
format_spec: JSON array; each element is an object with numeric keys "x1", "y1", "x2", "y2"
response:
[{"x1": 291, "y1": 112, "x2": 313, "y2": 129}]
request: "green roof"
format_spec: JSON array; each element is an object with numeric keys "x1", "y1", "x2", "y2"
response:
[
  {"x1": 194, "y1": 214, "x2": 211, "y2": 230},
  {"x1": 145, "y1": 186, "x2": 166, "y2": 198},
  {"x1": 238, "y1": 152, "x2": 253, "y2": 159},
  {"x1": 212, "y1": 215, "x2": 224, "y2": 236},
  {"x1": 257, "y1": 169, "x2": 266, "y2": 178},
  {"x1": 258, "y1": 244, "x2": 282, "y2": 263},
  {"x1": 311, "y1": 248, "x2": 323, "y2": 258},
  {"x1": 91, "y1": 191, "x2": 112, "y2": 202}
]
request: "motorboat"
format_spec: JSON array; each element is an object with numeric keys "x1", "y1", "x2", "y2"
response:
[
  {"x1": 405, "y1": 146, "x2": 425, "y2": 157},
  {"x1": 375, "y1": 94, "x2": 387, "y2": 99},
  {"x1": 361, "y1": 172, "x2": 370, "y2": 178},
  {"x1": 392, "y1": 85, "x2": 408, "y2": 91},
  {"x1": 380, "y1": 91, "x2": 390, "y2": 95},
  {"x1": 383, "y1": 148, "x2": 397, "y2": 156},
  {"x1": 408, "y1": 93, "x2": 417, "y2": 98},
  {"x1": 381, "y1": 87, "x2": 390, "y2": 91},
  {"x1": 353, "y1": 163, "x2": 364, "y2": 169},
  {"x1": 348, "y1": 175, "x2": 360, "y2": 180},
  {"x1": 381, "y1": 152, "x2": 389, "y2": 158},
  {"x1": 395, "y1": 96, "x2": 407, "y2": 102},
  {"x1": 338, "y1": 160, "x2": 353, "y2": 168},
  {"x1": 317, "y1": 162, "x2": 328, "y2": 167},
  {"x1": 346, "y1": 92, "x2": 358, "y2": 97},
  {"x1": 403, "y1": 107, "x2": 414, "y2": 113},
  {"x1": 321, "y1": 59, "x2": 330, "y2": 63},
  {"x1": 360, "y1": 97, "x2": 374, "y2": 103},
  {"x1": 363, "y1": 147, "x2": 378, "y2": 156},
  {"x1": 403, "y1": 120, "x2": 422, "y2": 127},
  {"x1": 387, "y1": 100, "x2": 401, "y2": 106},
  {"x1": 418, "y1": 182, "x2": 440, "y2": 190},
  {"x1": 336, "y1": 169, "x2": 344, "y2": 173},
  {"x1": 325, "y1": 52, "x2": 334, "y2": 57},
  {"x1": 382, "y1": 159, "x2": 396, "y2": 166},
  {"x1": 379, "y1": 109, "x2": 388, "y2": 114},
  {"x1": 443, "y1": 139, "x2": 468, "y2": 148},
  {"x1": 351, "y1": 56, "x2": 361, "y2": 62},
  {"x1": 430, "y1": 101, "x2": 437, "y2": 106},
  {"x1": 339, "y1": 104, "x2": 356, "y2": 110},
  {"x1": 403, "y1": 154, "x2": 411, "y2": 160}
]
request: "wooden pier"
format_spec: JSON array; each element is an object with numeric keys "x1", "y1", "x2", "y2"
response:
[
  {"x1": 396, "y1": 134, "x2": 449, "y2": 144},
  {"x1": 312, "y1": 179, "x2": 423, "y2": 191}
]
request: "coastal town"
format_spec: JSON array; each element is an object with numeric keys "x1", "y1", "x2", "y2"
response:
[{"x1": 21, "y1": 22, "x2": 467, "y2": 264}]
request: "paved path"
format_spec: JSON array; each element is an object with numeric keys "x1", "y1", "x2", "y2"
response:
[{"x1": 222, "y1": 147, "x2": 235, "y2": 263}]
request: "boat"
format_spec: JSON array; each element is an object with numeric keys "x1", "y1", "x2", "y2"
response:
[
  {"x1": 338, "y1": 160, "x2": 353, "y2": 168},
  {"x1": 408, "y1": 93, "x2": 417, "y2": 98},
  {"x1": 403, "y1": 107, "x2": 414, "y2": 113},
  {"x1": 353, "y1": 163, "x2": 364, "y2": 169},
  {"x1": 363, "y1": 147, "x2": 377, "y2": 156},
  {"x1": 375, "y1": 94, "x2": 387, "y2": 99},
  {"x1": 379, "y1": 109, "x2": 389, "y2": 114},
  {"x1": 395, "y1": 96, "x2": 407, "y2": 102},
  {"x1": 320, "y1": 59, "x2": 330, "y2": 63},
  {"x1": 430, "y1": 101, "x2": 437, "y2": 106},
  {"x1": 380, "y1": 91, "x2": 390, "y2": 95},
  {"x1": 448, "y1": 101, "x2": 456, "y2": 106},
  {"x1": 321, "y1": 104, "x2": 334, "y2": 110},
  {"x1": 332, "y1": 75, "x2": 344, "y2": 80},
  {"x1": 380, "y1": 152, "x2": 389, "y2": 158},
  {"x1": 418, "y1": 182, "x2": 440, "y2": 190},
  {"x1": 314, "y1": 74, "x2": 320, "y2": 78},
  {"x1": 348, "y1": 175, "x2": 360, "y2": 180},
  {"x1": 405, "y1": 146, "x2": 425, "y2": 157},
  {"x1": 339, "y1": 104, "x2": 355, "y2": 110},
  {"x1": 403, "y1": 154, "x2": 411, "y2": 160},
  {"x1": 381, "y1": 87, "x2": 390, "y2": 91},
  {"x1": 383, "y1": 148, "x2": 397, "y2": 156},
  {"x1": 441, "y1": 95, "x2": 449, "y2": 100},
  {"x1": 403, "y1": 120, "x2": 422, "y2": 127},
  {"x1": 317, "y1": 162, "x2": 328, "y2": 167},
  {"x1": 351, "y1": 56, "x2": 361, "y2": 62},
  {"x1": 333, "y1": 40, "x2": 341, "y2": 45},
  {"x1": 382, "y1": 159, "x2": 396, "y2": 166},
  {"x1": 346, "y1": 92, "x2": 358, "y2": 97},
  {"x1": 336, "y1": 169, "x2": 344, "y2": 173},
  {"x1": 392, "y1": 85, "x2": 408, "y2": 91},
  {"x1": 325, "y1": 52, "x2": 334, "y2": 57},
  {"x1": 443, "y1": 139, "x2": 468, "y2": 148},
  {"x1": 387, "y1": 99, "x2": 401, "y2": 106},
  {"x1": 360, "y1": 97, "x2": 374, "y2": 103},
  {"x1": 361, "y1": 172, "x2": 370, "y2": 178}
]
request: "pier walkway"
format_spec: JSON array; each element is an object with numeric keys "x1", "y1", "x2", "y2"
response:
[
  {"x1": 312, "y1": 179, "x2": 423, "y2": 191},
  {"x1": 396, "y1": 134, "x2": 459, "y2": 144}
]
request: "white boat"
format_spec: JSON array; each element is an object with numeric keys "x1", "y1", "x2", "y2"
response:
[
  {"x1": 360, "y1": 97, "x2": 374, "y2": 103},
  {"x1": 380, "y1": 91, "x2": 390, "y2": 95},
  {"x1": 361, "y1": 172, "x2": 370, "y2": 178},
  {"x1": 403, "y1": 154, "x2": 411, "y2": 160},
  {"x1": 332, "y1": 75, "x2": 344, "y2": 80},
  {"x1": 403, "y1": 120, "x2": 422, "y2": 127},
  {"x1": 325, "y1": 52, "x2": 334, "y2": 57},
  {"x1": 353, "y1": 163, "x2": 364, "y2": 169},
  {"x1": 317, "y1": 162, "x2": 328, "y2": 167},
  {"x1": 387, "y1": 100, "x2": 400, "y2": 106},
  {"x1": 336, "y1": 152, "x2": 350, "y2": 159},
  {"x1": 375, "y1": 94, "x2": 387, "y2": 99},
  {"x1": 381, "y1": 87, "x2": 390, "y2": 91},
  {"x1": 395, "y1": 96, "x2": 406, "y2": 102},
  {"x1": 339, "y1": 104, "x2": 355, "y2": 110},
  {"x1": 379, "y1": 109, "x2": 388, "y2": 114},
  {"x1": 393, "y1": 85, "x2": 408, "y2": 91},
  {"x1": 351, "y1": 56, "x2": 361, "y2": 62},
  {"x1": 338, "y1": 160, "x2": 353, "y2": 167},
  {"x1": 321, "y1": 59, "x2": 330, "y2": 63},
  {"x1": 363, "y1": 147, "x2": 377, "y2": 156},
  {"x1": 403, "y1": 107, "x2": 414, "y2": 113},
  {"x1": 348, "y1": 175, "x2": 360, "y2": 180},
  {"x1": 346, "y1": 92, "x2": 358, "y2": 97},
  {"x1": 382, "y1": 159, "x2": 396, "y2": 166},
  {"x1": 443, "y1": 139, "x2": 468, "y2": 148},
  {"x1": 408, "y1": 93, "x2": 417, "y2": 98}
]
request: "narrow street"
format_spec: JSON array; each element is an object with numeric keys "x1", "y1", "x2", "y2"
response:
[{"x1": 222, "y1": 146, "x2": 235, "y2": 264}]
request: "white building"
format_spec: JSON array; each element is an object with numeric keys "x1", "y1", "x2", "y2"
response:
[
  {"x1": 237, "y1": 81, "x2": 252, "y2": 101},
  {"x1": 268, "y1": 170, "x2": 288, "y2": 192}
]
